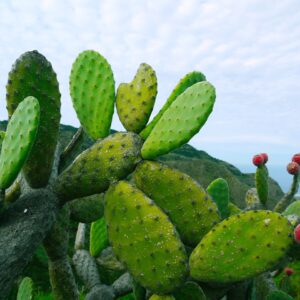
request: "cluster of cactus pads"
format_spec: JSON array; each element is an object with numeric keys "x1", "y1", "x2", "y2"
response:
[{"x1": 0, "y1": 49, "x2": 299, "y2": 300}]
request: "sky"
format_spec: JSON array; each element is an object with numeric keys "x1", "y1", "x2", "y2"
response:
[{"x1": 0, "y1": 0, "x2": 299, "y2": 190}]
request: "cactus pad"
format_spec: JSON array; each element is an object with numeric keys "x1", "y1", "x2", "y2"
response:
[
  {"x1": 17, "y1": 277, "x2": 33, "y2": 300},
  {"x1": 70, "y1": 50, "x2": 115, "y2": 140},
  {"x1": 266, "y1": 291, "x2": 293, "y2": 300},
  {"x1": 283, "y1": 200, "x2": 300, "y2": 218},
  {"x1": 141, "y1": 81, "x2": 215, "y2": 159},
  {"x1": 245, "y1": 188, "x2": 260, "y2": 209},
  {"x1": 149, "y1": 296, "x2": 175, "y2": 300},
  {"x1": 207, "y1": 178, "x2": 230, "y2": 219},
  {"x1": 140, "y1": 71, "x2": 206, "y2": 139},
  {"x1": 190, "y1": 210, "x2": 293, "y2": 283},
  {"x1": 255, "y1": 165, "x2": 269, "y2": 205},
  {"x1": 0, "y1": 131, "x2": 5, "y2": 152},
  {"x1": 228, "y1": 202, "x2": 241, "y2": 216},
  {"x1": 173, "y1": 281, "x2": 206, "y2": 300},
  {"x1": 134, "y1": 161, "x2": 220, "y2": 246},
  {"x1": 90, "y1": 217, "x2": 109, "y2": 257},
  {"x1": 105, "y1": 181, "x2": 188, "y2": 294},
  {"x1": 0, "y1": 97, "x2": 40, "y2": 189},
  {"x1": 54, "y1": 132, "x2": 142, "y2": 201},
  {"x1": 116, "y1": 63, "x2": 157, "y2": 133},
  {"x1": 6, "y1": 50, "x2": 61, "y2": 188}
]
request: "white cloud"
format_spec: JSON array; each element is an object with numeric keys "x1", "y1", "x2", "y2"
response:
[{"x1": 0, "y1": 0, "x2": 299, "y2": 167}]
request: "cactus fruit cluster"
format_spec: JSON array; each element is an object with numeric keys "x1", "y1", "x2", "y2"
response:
[{"x1": 0, "y1": 49, "x2": 299, "y2": 300}]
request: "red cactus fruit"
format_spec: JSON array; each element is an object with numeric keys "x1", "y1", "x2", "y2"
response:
[
  {"x1": 260, "y1": 153, "x2": 268, "y2": 163},
  {"x1": 294, "y1": 224, "x2": 300, "y2": 244},
  {"x1": 287, "y1": 162, "x2": 299, "y2": 175},
  {"x1": 292, "y1": 153, "x2": 300, "y2": 165},
  {"x1": 284, "y1": 267, "x2": 294, "y2": 276},
  {"x1": 252, "y1": 154, "x2": 264, "y2": 167}
]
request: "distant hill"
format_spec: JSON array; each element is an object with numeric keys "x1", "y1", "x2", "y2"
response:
[{"x1": 0, "y1": 120, "x2": 283, "y2": 208}]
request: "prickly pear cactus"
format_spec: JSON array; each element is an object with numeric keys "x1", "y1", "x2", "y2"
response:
[
  {"x1": 134, "y1": 161, "x2": 220, "y2": 246},
  {"x1": 149, "y1": 295, "x2": 175, "y2": 300},
  {"x1": 17, "y1": 277, "x2": 33, "y2": 300},
  {"x1": 0, "y1": 97, "x2": 40, "y2": 189},
  {"x1": 190, "y1": 210, "x2": 293, "y2": 283},
  {"x1": 141, "y1": 81, "x2": 215, "y2": 159},
  {"x1": 0, "y1": 131, "x2": 4, "y2": 152},
  {"x1": 116, "y1": 63, "x2": 157, "y2": 133},
  {"x1": 140, "y1": 71, "x2": 206, "y2": 139},
  {"x1": 256, "y1": 165, "x2": 269, "y2": 205},
  {"x1": 173, "y1": 281, "x2": 206, "y2": 300},
  {"x1": 70, "y1": 50, "x2": 115, "y2": 140},
  {"x1": 266, "y1": 290, "x2": 293, "y2": 300},
  {"x1": 245, "y1": 188, "x2": 260, "y2": 209},
  {"x1": 105, "y1": 181, "x2": 188, "y2": 294},
  {"x1": 54, "y1": 132, "x2": 143, "y2": 201},
  {"x1": 6, "y1": 50, "x2": 61, "y2": 188},
  {"x1": 228, "y1": 202, "x2": 242, "y2": 216},
  {"x1": 283, "y1": 200, "x2": 300, "y2": 218},
  {"x1": 207, "y1": 178, "x2": 230, "y2": 219},
  {"x1": 90, "y1": 217, "x2": 109, "y2": 257}
]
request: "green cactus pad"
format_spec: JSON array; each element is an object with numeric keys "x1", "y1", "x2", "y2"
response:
[
  {"x1": 54, "y1": 132, "x2": 142, "y2": 201},
  {"x1": 0, "y1": 97, "x2": 40, "y2": 189},
  {"x1": 266, "y1": 291, "x2": 293, "y2": 300},
  {"x1": 90, "y1": 217, "x2": 109, "y2": 257},
  {"x1": 207, "y1": 178, "x2": 230, "y2": 219},
  {"x1": 190, "y1": 210, "x2": 293, "y2": 283},
  {"x1": 149, "y1": 295, "x2": 175, "y2": 300},
  {"x1": 283, "y1": 200, "x2": 300, "y2": 218},
  {"x1": 228, "y1": 202, "x2": 241, "y2": 216},
  {"x1": 140, "y1": 71, "x2": 206, "y2": 139},
  {"x1": 70, "y1": 50, "x2": 115, "y2": 140},
  {"x1": 141, "y1": 81, "x2": 215, "y2": 159},
  {"x1": 0, "y1": 131, "x2": 5, "y2": 153},
  {"x1": 255, "y1": 165, "x2": 269, "y2": 205},
  {"x1": 17, "y1": 277, "x2": 33, "y2": 300},
  {"x1": 174, "y1": 281, "x2": 206, "y2": 300},
  {"x1": 116, "y1": 63, "x2": 157, "y2": 133},
  {"x1": 134, "y1": 161, "x2": 220, "y2": 246},
  {"x1": 105, "y1": 181, "x2": 188, "y2": 294},
  {"x1": 118, "y1": 293, "x2": 135, "y2": 300},
  {"x1": 6, "y1": 50, "x2": 61, "y2": 188}
]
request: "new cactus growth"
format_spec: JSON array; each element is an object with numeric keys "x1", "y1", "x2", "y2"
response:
[
  {"x1": 134, "y1": 160, "x2": 220, "y2": 246},
  {"x1": 17, "y1": 277, "x2": 34, "y2": 300},
  {"x1": 140, "y1": 71, "x2": 206, "y2": 139},
  {"x1": 70, "y1": 50, "x2": 115, "y2": 140},
  {"x1": 253, "y1": 154, "x2": 269, "y2": 205},
  {"x1": 207, "y1": 178, "x2": 230, "y2": 219},
  {"x1": 141, "y1": 81, "x2": 216, "y2": 159},
  {"x1": 116, "y1": 63, "x2": 157, "y2": 133},
  {"x1": 54, "y1": 132, "x2": 143, "y2": 201},
  {"x1": 0, "y1": 97, "x2": 40, "y2": 189},
  {"x1": 90, "y1": 217, "x2": 109, "y2": 257},
  {"x1": 190, "y1": 210, "x2": 293, "y2": 283},
  {"x1": 6, "y1": 50, "x2": 61, "y2": 188},
  {"x1": 105, "y1": 181, "x2": 188, "y2": 294}
]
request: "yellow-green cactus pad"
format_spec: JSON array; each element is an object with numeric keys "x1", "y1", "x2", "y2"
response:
[
  {"x1": 6, "y1": 50, "x2": 61, "y2": 188},
  {"x1": 190, "y1": 210, "x2": 293, "y2": 283},
  {"x1": 54, "y1": 132, "x2": 142, "y2": 201},
  {"x1": 116, "y1": 63, "x2": 157, "y2": 133},
  {"x1": 17, "y1": 277, "x2": 33, "y2": 300},
  {"x1": 207, "y1": 178, "x2": 230, "y2": 219},
  {"x1": 140, "y1": 71, "x2": 206, "y2": 139},
  {"x1": 255, "y1": 165, "x2": 269, "y2": 205},
  {"x1": 149, "y1": 295, "x2": 175, "y2": 300},
  {"x1": 0, "y1": 97, "x2": 40, "y2": 189},
  {"x1": 90, "y1": 217, "x2": 109, "y2": 257},
  {"x1": 228, "y1": 202, "x2": 241, "y2": 216},
  {"x1": 70, "y1": 50, "x2": 115, "y2": 140},
  {"x1": 134, "y1": 161, "x2": 220, "y2": 246},
  {"x1": 141, "y1": 81, "x2": 215, "y2": 159},
  {"x1": 105, "y1": 181, "x2": 188, "y2": 294}
]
